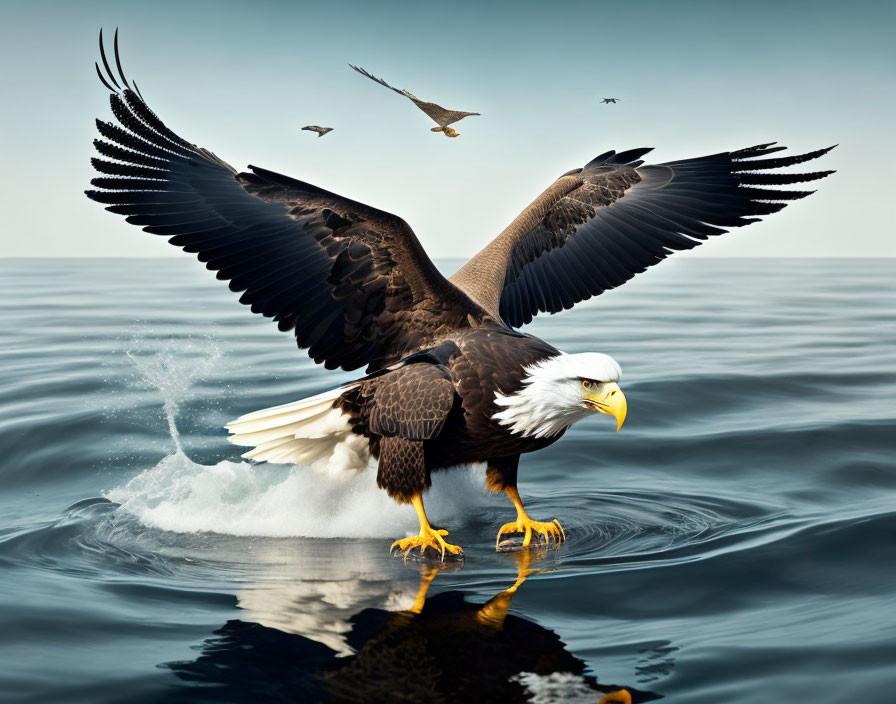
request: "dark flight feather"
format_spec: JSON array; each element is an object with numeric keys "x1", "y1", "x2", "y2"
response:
[
  {"x1": 97, "y1": 29, "x2": 121, "y2": 91},
  {"x1": 94, "y1": 62, "x2": 118, "y2": 94},
  {"x1": 90, "y1": 157, "x2": 166, "y2": 179},
  {"x1": 93, "y1": 138, "x2": 168, "y2": 168},
  {"x1": 112, "y1": 28, "x2": 133, "y2": 92}
]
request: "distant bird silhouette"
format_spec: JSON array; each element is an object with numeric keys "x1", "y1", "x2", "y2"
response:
[
  {"x1": 601, "y1": 98, "x2": 621, "y2": 104},
  {"x1": 349, "y1": 64, "x2": 480, "y2": 137},
  {"x1": 302, "y1": 125, "x2": 333, "y2": 138}
]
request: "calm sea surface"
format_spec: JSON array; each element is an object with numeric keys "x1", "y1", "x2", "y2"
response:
[{"x1": 1, "y1": 258, "x2": 894, "y2": 703}]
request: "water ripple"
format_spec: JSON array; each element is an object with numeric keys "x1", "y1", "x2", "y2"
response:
[{"x1": 1, "y1": 259, "x2": 894, "y2": 704}]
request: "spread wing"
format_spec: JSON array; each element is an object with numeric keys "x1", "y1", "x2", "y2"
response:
[
  {"x1": 86, "y1": 30, "x2": 479, "y2": 372},
  {"x1": 348, "y1": 63, "x2": 479, "y2": 126},
  {"x1": 450, "y1": 144, "x2": 835, "y2": 327},
  {"x1": 348, "y1": 64, "x2": 418, "y2": 100}
]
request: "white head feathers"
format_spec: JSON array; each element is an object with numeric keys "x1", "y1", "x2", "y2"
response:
[{"x1": 492, "y1": 352, "x2": 622, "y2": 439}]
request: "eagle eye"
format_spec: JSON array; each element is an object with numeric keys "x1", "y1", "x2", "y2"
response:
[{"x1": 581, "y1": 379, "x2": 594, "y2": 391}]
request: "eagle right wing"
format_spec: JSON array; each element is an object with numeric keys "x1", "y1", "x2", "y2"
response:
[
  {"x1": 86, "y1": 32, "x2": 480, "y2": 372},
  {"x1": 451, "y1": 144, "x2": 835, "y2": 327}
]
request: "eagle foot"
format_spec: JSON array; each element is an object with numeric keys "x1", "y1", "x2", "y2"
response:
[
  {"x1": 430, "y1": 126, "x2": 444, "y2": 132},
  {"x1": 495, "y1": 517, "x2": 565, "y2": 550},
  {"x1": 390, "y1": 527, "x2": 463, "y2": 562},
  {"x1": 598, "y1": 689, "x2": 632, "y2": 704}
]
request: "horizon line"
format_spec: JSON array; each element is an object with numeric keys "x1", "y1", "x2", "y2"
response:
[{"x1": 1, "y1": 255, "x2": 894, "y2": 261}]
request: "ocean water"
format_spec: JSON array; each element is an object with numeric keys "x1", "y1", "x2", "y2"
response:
[{"x1": 0, "y1": 257, "x2": 893, "y2": 703}]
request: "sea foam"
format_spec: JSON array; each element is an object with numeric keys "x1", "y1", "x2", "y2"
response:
[{"x1": 106, "y1": 453, "x2": 490, "y2": 538}]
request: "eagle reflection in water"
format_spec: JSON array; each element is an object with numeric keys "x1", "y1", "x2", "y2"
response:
[{"x1": 161, "y1": 552, "x2": 656, "y2": 704}]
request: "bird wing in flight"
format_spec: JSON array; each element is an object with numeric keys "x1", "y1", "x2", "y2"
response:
[
  {"x1": 348, "y1": 64, "x2": 419, "y2": 101},
  {"x1": 450, "y1": 144, "x2": 835, "y2": 327},
  {"x1": 349, "y1": 64, "x2": 479, "y2": 127},
  {"x1": 87, "y1": 31, "x2": 479, "y2": 372}
]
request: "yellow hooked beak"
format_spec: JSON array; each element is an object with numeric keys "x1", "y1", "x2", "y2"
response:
[{"x1": 583, "y1": 381, "x2": 627, "y2": 432}]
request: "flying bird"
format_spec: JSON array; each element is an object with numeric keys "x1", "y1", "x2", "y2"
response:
[
  {"x1": 87, "y1": 31, "x2": 834, "y2": 560},
  {"x1": 348, "y1": 64, "x2": 480, "y2": 137},
  {"x1": 601, "y1": 98, "x2": 620, "y2": 104},
  {"x1": 302, "y1": 125, "x2": 333, "y2": 138}
]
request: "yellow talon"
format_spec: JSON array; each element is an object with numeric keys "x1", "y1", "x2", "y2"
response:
[
  {"x1": 496, "y1": 487, "x2": 566, "y2": 549},
  {"x1": 390, "y1": 493, "x2": 463, "y2": 562},
  {"x1": 598, "y1": 689, "x2": 632, "y2": 704},
  {"x1": 495, "y1": 517, "x2": 565, "y2": 548},
  {"x1": 390, "y1": 527, "x2": 462, "y2": 561}
]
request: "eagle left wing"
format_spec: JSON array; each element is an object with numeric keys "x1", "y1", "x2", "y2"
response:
[
  {"x1": 450, "y1": 144, "x2": 835, "y2": 327},
  {"x1": 86, "y1": 31, "x2": 480, "y2": 373}
]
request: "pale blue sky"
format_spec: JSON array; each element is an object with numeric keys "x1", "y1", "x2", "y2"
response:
[{"x1": 1, "y1": 0, "x2": 893, "y2": 258}]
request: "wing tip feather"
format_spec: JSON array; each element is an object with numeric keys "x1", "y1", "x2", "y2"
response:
[
  {"x1": 585, "y1": 147, "x2": 654, "y2": 168},
  {"x1": 97, "y1": 28, "x2": 122, "y2": 93}
]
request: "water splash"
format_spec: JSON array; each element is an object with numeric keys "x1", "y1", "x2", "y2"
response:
[{"x1": 125, "y1": 337, "x2": 222, "y2": 455}]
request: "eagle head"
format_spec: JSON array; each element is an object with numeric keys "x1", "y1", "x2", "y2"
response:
[{"x1": 492, "y1": 352, "x2": 627, "y2": 439}]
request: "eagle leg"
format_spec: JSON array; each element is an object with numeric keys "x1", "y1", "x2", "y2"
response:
[
  {"x1": 495, "y1": 486, "x2": 565, "y2": 549},
  {"x1": 390, "y1": 492, "x2": 463, "y2": 562}
]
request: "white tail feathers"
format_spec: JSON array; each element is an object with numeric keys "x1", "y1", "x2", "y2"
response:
[{"x1": 226, "y1": 386, "x2": 371, "y2": 475}]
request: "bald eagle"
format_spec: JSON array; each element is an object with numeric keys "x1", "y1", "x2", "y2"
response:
[
  {"x1": 348, "y1": 64, "x2": 480, "y2": 137},
  {"x1": 87, "y1": 31, "x2": 834, "y2": 560}
]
